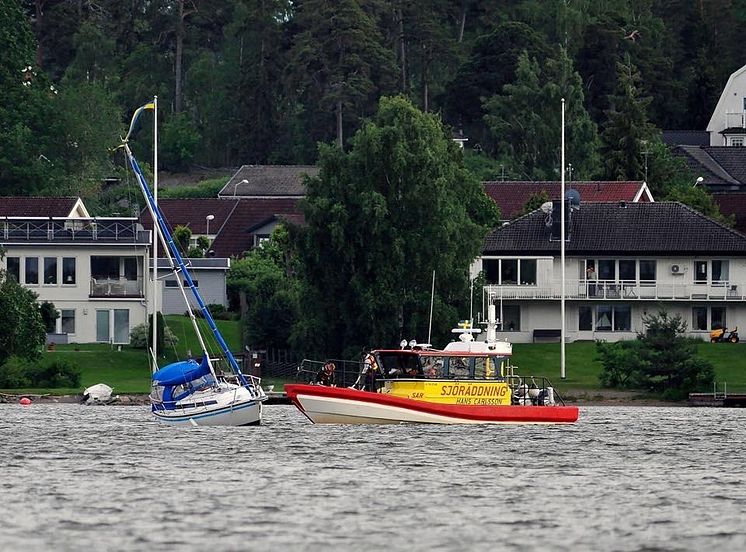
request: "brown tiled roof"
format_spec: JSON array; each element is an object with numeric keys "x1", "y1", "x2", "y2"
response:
[
  {"x1": 483, "y1": 181, "x2": 649, "y2": 220},
  {"x1": 209, "y1": 198, "x2": 303, "y2": 257},
  {"x1": 219, "y1": 165, "x2": 319, "y2": 197},
  {"x1": 484, "y1": 202, "x2": 746, "y2": 256},
  {"x1": 139, "y1": 198, "x2": 239, "y2": 234},
  {"x1": 0, "y1": 196, "x2": 79, "y2": 217}
]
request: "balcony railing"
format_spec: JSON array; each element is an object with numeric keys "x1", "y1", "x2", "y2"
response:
[
  {"x1": 484, "y1": 279, "x2": 743, "y2": 301},
  {"x1": 1, "y1": 218, "x2": 150, "y2": 243},
  {"x1": 90, "y1": 277, "x2": 144, "y2": 298}
]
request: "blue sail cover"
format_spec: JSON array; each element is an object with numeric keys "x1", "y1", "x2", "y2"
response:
[{"x1": 152, "y1": 358, "x2": 210, "y2": 387}]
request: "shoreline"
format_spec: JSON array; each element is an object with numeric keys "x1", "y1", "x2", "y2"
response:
[{"x1": 1, "y1": 390, "x2": 685, "y2": 407}]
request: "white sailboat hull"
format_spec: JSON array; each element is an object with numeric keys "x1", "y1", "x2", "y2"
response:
[{"x1": 152, "y1": 385, "x2": 263, "y2": 426}]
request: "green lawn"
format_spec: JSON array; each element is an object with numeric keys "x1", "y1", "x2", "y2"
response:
[{"x1": 4, "y1": 324, "x2": 746, "y2": 395}]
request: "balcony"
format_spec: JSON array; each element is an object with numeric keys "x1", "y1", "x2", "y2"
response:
[
  {"x1": 484, "y1": 279, "x2": 744, "y2": 302},
  {"x1": 1, "y1": 217, "x2": 150, "y2": 244},
  {"x1": 90, "y1": 277, "x2": 144, "y2": 298}
]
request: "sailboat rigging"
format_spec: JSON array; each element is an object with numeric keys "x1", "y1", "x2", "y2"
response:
[{"x1": 123, "y1": 100, "x2": 266, "y2": 426}]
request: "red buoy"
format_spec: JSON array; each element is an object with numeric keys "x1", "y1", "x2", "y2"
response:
[{"x1": 19, "y1": 397, "x2": 31, "y2": 406}]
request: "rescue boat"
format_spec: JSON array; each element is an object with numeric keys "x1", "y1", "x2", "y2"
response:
[{"x1": 285, "y1": 306, "x2": 579, "y2": 425}]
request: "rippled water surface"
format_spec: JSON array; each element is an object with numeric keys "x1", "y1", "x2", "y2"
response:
[{"x1": 2, "y1": 404, "x2": 745, "y2": 551}]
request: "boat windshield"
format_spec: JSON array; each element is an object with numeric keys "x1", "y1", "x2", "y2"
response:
[{"x1": 375, "y1": 352, "x2": 509, "y2": 380}]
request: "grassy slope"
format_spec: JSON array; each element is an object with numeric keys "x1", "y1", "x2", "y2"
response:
[{"x1": 4, "y1": 320, "x2": 746, "y2": 394}]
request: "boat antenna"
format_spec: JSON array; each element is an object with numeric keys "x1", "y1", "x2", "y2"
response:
[
  {"x1": 427, "y1": 270, "x2": 436, "y2": 345},
  {"x1": 561, "y1": 97, "x2": 566, "y2": 380},
  {"x1": 469, "y1": 277, "x2": 474, "y2": 326}
]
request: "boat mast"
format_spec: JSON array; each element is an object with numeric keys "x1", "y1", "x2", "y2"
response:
[
  {"x1": 124, "y1": 143, "x2": 249, "y2": 386},
  {"x1": 560, "y1": 98, "x2": 566, "y2": 380},
  {"x1": 151, "y1": 95, "x2": 159, "y2": 374}
]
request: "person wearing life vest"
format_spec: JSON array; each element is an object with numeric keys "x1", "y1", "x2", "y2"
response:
[{"x1": 316, "y1": 361, "x2": 337, "y2": 386}]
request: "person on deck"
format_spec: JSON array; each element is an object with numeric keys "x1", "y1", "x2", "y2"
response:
[
  {"x1": 316, "y1": 361, "x2": 337, "y2": 387},
  {"x1": 362, "y1": 353, "x2": 381, "y2": 392}
]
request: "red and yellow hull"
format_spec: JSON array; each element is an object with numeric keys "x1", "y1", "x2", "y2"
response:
[{"x1": 285, "y1": 384, "x2": 579, "y2": 425}]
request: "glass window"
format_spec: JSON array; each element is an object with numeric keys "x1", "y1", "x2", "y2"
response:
[
  {"x1": 123, "y1": 257, "x2": 138, "y2": 280},
  {"x1": 596, "y1": 306, "x2": 612, "y2": 331},
  {"x1": 91, "y1": 256, "x2": 119, "y2": 279},
  {"x1": 694, "y1": 261, "x2": 708, "y2": 283},
  {"x1": 520, "y1": 259, "x2": 537, "y2": 285},
  {"x1": 44, "y1": 257, "x2": 57, "y2": 284},
  {"x1": 712, "y1": 260, "x2": 729, "y2": 283},
  {"x1": 483, "y1": 259, "x2": 499, "y2": 285},
  {"x1": 614, "y1": 306, "x2": 631, "y2": 331},
  {"x1": 114, "y1": 309, "x2": 129, "y2": 344},
  {"x1": 711, "y1": 307, "x2": 726, "y2": 330},
  {"x1": 732, "y1": 137, "x2": 744, "y2": 147},
  {"x1": 62, "y1": 257, "x2": 76, "y2": 284},
  {"x1": 61, "y1": 310, "x2": 75, "y2": 334},
  {"x1": 579, "y1": 306, "x2": 593, "y2": 331},
  {"x1": 6, "y1": 257, "x2": 20, "y2": 281},
  {"x1": 25, "y1": 257, "x2": 38, "y2": 284},
  {"x1": 186, "y1": 280, "x2": 199, "y2": 288},
  {"x1": 501, "y1": 306, "x2": 520, "y2": 331},
  {"x1": 448, "y1": 357, "x2": 471, "y2": 378},
  {"x1": 639, "y1": 260, "x2": 656, "y2": 283},
  {"x1": 501, "y1": 259, "x2": 518, "y2": 285},
  {"x1": 619, "y1": 260, "x2": 636, "y2": 281},
  {"x1": 96, "y1": 310, "x2": 110, "y2": 342},
  {"x1": 165, "y1": 280, "x2": 178, "y2": 288},
  {"x1": 692, "y1": 307, "x2": 707, "y2": 331},
  {"x1": 598, "y1": 259, "x2": 615, "y2": 280},
  {"x1": 421, "y1": 356, "x2": 444, "y2": 378}
]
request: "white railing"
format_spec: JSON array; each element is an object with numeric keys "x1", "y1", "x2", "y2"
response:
[
  {"x1": 90, "y1": 277, "x2": 144, "y2": 297},
  {"x1": 484, "y1": 279, "x2": 743, "y2": 301}
]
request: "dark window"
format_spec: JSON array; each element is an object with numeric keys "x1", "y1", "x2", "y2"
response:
[
  {"x1": 711, "y1": 307, "x2": 726, "y2": 330},
  {"x1": 521, "y1": 259, "x2": 537, "y2": 285},
  {"x1": 712, "y1": 260, "x2": 729, "y2": 282},
  {"x1": 165, "y1": 280, "x2": 178, "y2": 288},
  {"x1": 501, "y1": 305, "x2": 520, "y2": 331},
  {"x1": 186, "y1": 280, "x2": 198, "y2": 288},
  {"x1": 6, "y1": 257, "x2": 20, "y2": 281},
  {"x1": 596, "y1": 306, "x2": 612, "y2": 331},
  {"x1": 692, "y1": 307, "x2": 707, "y2": 331},
  {"x1": 619, "y1": 260, "x2": 636, "y2": 281},
  {"x1": 695, "y1": 261, "x2": 708, "y2": 283},
  {"x1": 123, "y1": 257, "x2": 138, "y2": 280},
  {"x1": 614, "y1": 306, "x2": 631, "y2": 331},
  {"x1": 501, "y1": 259, "x2": 518, "y2": 284},
  {"x1": 61, "y1": 310, "x2": 75, "y2": 334},
  {"x1": 639, "y1": 260, "x2": 656, "y2": 282},
  {"x1": 579, "y1": 306, "x2": 593, "y2": 331},
  {"x1": 483, "y1": 259, "x2": 499, "y2": 284},
  {"x1": 62, "y1": 258, "x2": 76, "y2": 284},
  {"x1": 598, "y1": 259, "x2": 615, "y2": 280},
  {"x1": 91, "y1": 256, "x2": 119, "y2": 279},
  {"x1": 25, "y1": 258, "x2": 38, "y2": 284},
  {"x1": 44, "y1": 257, "x2": 57, "y2": 284}
]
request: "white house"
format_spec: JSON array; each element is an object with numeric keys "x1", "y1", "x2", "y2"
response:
[
  {"x1": 472, "y1": 201, "x2": 746, "y2": 343},
  {"x1": 1, "y1": 206, "x2": 151, "y2": 344},
  {"x1": 156, "y1": 258, "x2": 231, "y2": 314},
  {"x1": 707, "y1": 64, "x2": 746, "y2": 146}
]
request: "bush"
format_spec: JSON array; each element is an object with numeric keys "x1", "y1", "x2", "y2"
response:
[
  {"x1": 189, "y1": 304, "x2": 234, "y2": 319},
  {"x1": 129, "y1": 322, "x2": 179, "y2": 349},
  {"x1": 0, "y1": 358, "x2": 81, "y2": 388},
  {"x1": 39, "y1": 302, "x2": 59, "y2": 333}
]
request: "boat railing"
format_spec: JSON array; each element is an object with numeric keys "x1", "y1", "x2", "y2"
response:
[
  {"x1": 296, "y1": 358, "x2": 363, "y2": 388},
  {"x1": 506, "y1": 375, "x2": 566, "y2": 406}
]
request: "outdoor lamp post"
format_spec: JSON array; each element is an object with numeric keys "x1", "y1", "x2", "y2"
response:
[
  {"x1": 694, "y1": 176, "x2": 704, "y2": 187},
  {"x1": 233, "y1": 179, "x2": 248, "y2": 196},
  {"x1": 205, "y1": 214, "x2": 215, "y2": 237}
]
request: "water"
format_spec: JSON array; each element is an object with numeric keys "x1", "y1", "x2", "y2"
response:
[{"x1": 1, "y1": 404, "x2": 745, "y2": 551}]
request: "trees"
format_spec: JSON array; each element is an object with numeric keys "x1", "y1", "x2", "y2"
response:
[
  {"x1": 0, "y1": 268, "x2": 46, "y2": 368},
  {"x1": 293, "y1": 96, "x2": 499, "y2": 358},
  {"x1": 483, "y1": 49, "x2": 601, "y2": 181},
  {"x1": 597, "y1": 310, "x2": 715, "y2": 400}
]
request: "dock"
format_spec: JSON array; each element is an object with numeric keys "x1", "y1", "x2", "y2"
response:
[{"x1": 688, "y1": 393, "x2": 746, "y2": 407}]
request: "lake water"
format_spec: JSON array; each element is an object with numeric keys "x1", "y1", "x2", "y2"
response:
[{"x1": 1, "y1": 404, "x2": 745, "y2": 551}]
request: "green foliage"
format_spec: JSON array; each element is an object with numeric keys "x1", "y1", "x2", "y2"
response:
[
  {"x1": 484, "y1": 49, "x2": 601, "y2": 180},
  {"x1": 158, "y1": 177, "x2": 228, "y2": 199},
  {"x1": 294, "y1": 96, "x2": 499, "y2": 358},
  {"x1": 520, "y1": 190, "x2": 550, "y2": 216},
  {"x1": 172, "y1": 225, "x2": 191, "y2": 255},
  {"x1": 39, "y1": 302, "x2": 59, "y2": 333},
  {"x1": 596, "y1": 310, "x2": 715, "y2": 399},
  {"x1": 0, "y1": 269, "x2": 46, "y2": 367},
  {"x1": 129, "y1": 319, "x2": 178, "y2": 350},
  {"x1": 0, "y1": 357, "x2": 80, "y2": 388},
  {"x1": 161, "y1": 113, "x2": 201, "y2": 171}
]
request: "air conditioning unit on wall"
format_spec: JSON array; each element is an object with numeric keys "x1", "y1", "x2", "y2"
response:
[{"x1": 670, "y1": 264, "x2": 687, "y2": 275}]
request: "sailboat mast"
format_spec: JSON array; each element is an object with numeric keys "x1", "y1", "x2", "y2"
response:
[
  {"x1": 126, "y1": 146, "x2": 249, "y2": 386},
  {"x1": 560, "y1": 98, "x2": 566, "y2": 380},
  {"x1": 151, "y1": 95, "x2": 159, "y2": 373}
]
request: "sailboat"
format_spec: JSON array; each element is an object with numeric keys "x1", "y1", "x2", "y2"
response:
[{"x1": 122, "y1": 99, "x2": 267, "y2": 426}]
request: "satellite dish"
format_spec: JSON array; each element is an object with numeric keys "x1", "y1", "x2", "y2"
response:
[
  {"x1": 540, "y1": 201, "x2": 553, "y2": 213},
  {"x1": 565, "y1": 189, "x2": 581, "y2": 207}
]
